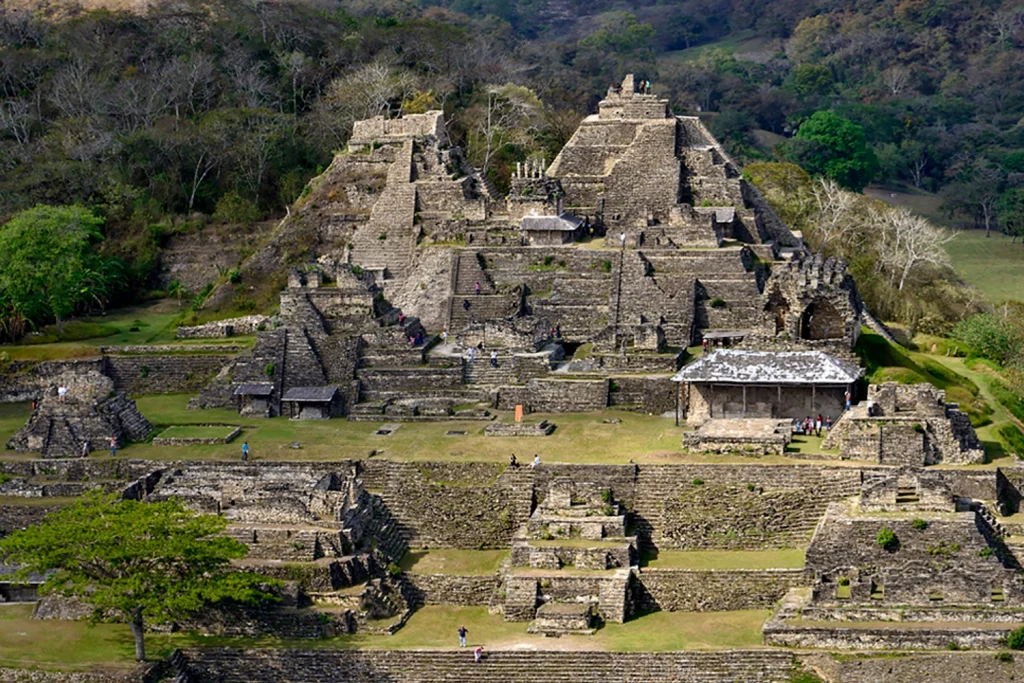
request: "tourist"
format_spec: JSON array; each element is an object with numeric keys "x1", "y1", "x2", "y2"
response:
[
  {"x1": 619, "y1": 232, "x2": 626, "y2": 247},
  {"x1": 474, "y1": 646, "x2": 483, "y2": 663},
  {"x1": 475, "y1": 281, "x2": 481, "y2": 295},
  {"x1": 57, "y1": 384, "x2": 67, "y2": 403},
  {"x1": 702, "y1": 339, "x2": 708, "y2": 355},
  {"x1": 555, "y1": 324, "x2": 561, "y2": 339},
  {"x1": 81, "y1": 440, "x2": 89, "y2": 457},
  {"x1": 815, "y1": 415, "x2": 823, "y2": 437},
  {"x1": 441, "y1": 329, "x2": 449, "y2": 345},
  {"x1": 793, "y1": 419, "x2": 802, "y2": 435},
  {"x1": 398, "y1": 312, "x2": 405, "y2": 325},
  {"x1": 509, "y1": 453, "x2": 518, "y2": 468},
  {"x1": 490, "y1": 350, "x2": 498, "y2": 368},
  {"x1": 468, "y1": 347, "x2": 476, "y2": 363},
  {"x1": 462, "y1": 298, "x2": 470, "y2": 312},
  {"x1": 242, "y1": 442, "x2": 249, "y2": 461},
  {"x1": 108, "y1": 435, "x2": 117, "y2": 457},
  {"x1": 826, "y1": 415, "x2": 833, "y2": 431},
  {"x1": 844, "y1": 390, "x2": 852, "y2": 411},
  {"x1": 458, "y1": 625, "x2": 468, "y2": 647},
  {"x1": 531, "y1": 454, "x2": 540, "y2": 469}
]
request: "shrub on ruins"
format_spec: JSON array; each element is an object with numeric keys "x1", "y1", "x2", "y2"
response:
[
  {"x1": 1008, "y1": 626, "x2": 1024, "y2": 650},
  {"x1": 0, "y1": 492, "x2": 277, "y2": 661},
  {"x1": 876, "y1": 526, "x2": 898, "y2": 551},
  {"x1": 911, "y1": 518, "x2": 929, "y2": 530}
]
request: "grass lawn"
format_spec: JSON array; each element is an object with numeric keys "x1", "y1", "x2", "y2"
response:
[
  {"x1": 865, "y1": 184, "x2": 951, "y2": 227},
  {"x1": 942, "y1": 229, "x2": 1024, "y2": 304},
  {"x1": 154, "y1": 425, "x2": 239, "y2": 440},
  {"x1": 332, "y1": 605, "x2": 769, "y2": 651},
  {"x1": 640, "y1": 549, "x2": 805, "y2": 570},
  {"x1": 0, "y1": 300, "x2": 254, "y2": 361},
  {"x1": 399, "y1": 549, "x2": 508, "y2": 575},
  {"x1": 0, "y1": 603, "x2": 196, "y2": 671},
  {"x1": 0, "y1": 402, "x2": 30, "y2": 446},
  {"x1": 83, "y1": 394, "x2": 841, "y2": 466}
]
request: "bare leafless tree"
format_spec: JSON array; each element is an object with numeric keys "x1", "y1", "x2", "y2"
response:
[
  {"x1": 809, "y1": 178, "x2": 863, "y2": 254},
  {"x1": 882, "y1": 65, "x2": 910, "y2": 96},
  {"x1": 874, "y1": 207, "x2": 954, "y2": 291},
  {"x1": 0, "y1": 98, "x2": 34, "y2": 145}
]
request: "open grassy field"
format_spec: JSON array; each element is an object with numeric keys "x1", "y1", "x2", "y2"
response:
[
  {"x1": 334, "y1": 605, "x2": 769, "y2": 651},
  {"x1": 0, "y1": 299, "x2": 252, "y2": 361},
  {"x1": 641, "y1": 549, "x2": 805, "y2": 570},
  {"x1": 400, "y1": 549, "x2": 508, "y2": 575},
  {"x1": 942, "y1": 229, "x2": 1024, "y2": 304},
  {"x1": 80, "y1": 394, "x2": 863, "y2": 466}
]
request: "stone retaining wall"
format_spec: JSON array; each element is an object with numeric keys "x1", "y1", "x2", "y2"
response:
[
  {"x1": 104, "y1": 354, "x2": 232, "y2": 395},
  {"x1": 0, "y1": 360, "x2": 104, "y2": 403},
  {"x1": 635, "y1": 568, "x2": 809, "y2": 611},
  {"x1": 403, "y1": 573, "x2": 500, "y2": 606}
]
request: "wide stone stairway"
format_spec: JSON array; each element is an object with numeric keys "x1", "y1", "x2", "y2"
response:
[{"x1": 174, "y1": 648, "x2": 797, "y2": 682}]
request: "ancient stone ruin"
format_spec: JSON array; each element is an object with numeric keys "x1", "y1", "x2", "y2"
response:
[
  {"x1": 1, "y1": 74, "x2": 1018, "y2": 683},
  {"x1": 6, "y1": 371, "x2": 151, "y2": 458}
]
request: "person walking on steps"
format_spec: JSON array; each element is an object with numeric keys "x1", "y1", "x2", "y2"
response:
[
  {"x1": 458, "y1": 626, "x2": 468, "y2": 647},
  {"x1": 242, "y1": 441, "x2": 249, "y2": 461},
  {"x1": 474, "y1": 646, "x2": 483, "y2": 663},
  {"x1": 475, "y1": 281, "x2": 481, "y2": 295}
]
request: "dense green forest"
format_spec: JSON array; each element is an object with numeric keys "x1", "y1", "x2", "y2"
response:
[{"x1": 1, "y1": 0, "x2": 1023, "y2": 339}]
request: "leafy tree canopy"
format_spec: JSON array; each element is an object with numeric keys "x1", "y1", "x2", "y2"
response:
[
  {"x1": 786, "y1": 111, "x2": 880, "y2": 192},
  {"x1": 0, "y1": 205, "x2": 121, "y2": 339},
  {"x1": 0, "y1": 493, "x2": 276, "y2": 661}
]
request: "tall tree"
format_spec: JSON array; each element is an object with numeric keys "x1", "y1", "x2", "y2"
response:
[
  {"x1": 785, "y1": 111, "x2": 880, "y2": 192},
  {"x1": 0, "y1": 205, "x2": 115, "y2": 334},
  {"x1": 0, "y1": 493, "x2": 275, "y2": 662}
]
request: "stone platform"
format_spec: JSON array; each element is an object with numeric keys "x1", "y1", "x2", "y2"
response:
[
  {"x1": 683, "y1": 418, "x2": 791, "y2": 456},
  {"x1": 485, "y1": 420, "x2": 555, "y2": 437},
  {"x1": 527, "y1": 601, "x2": 596, "y2": 636}
]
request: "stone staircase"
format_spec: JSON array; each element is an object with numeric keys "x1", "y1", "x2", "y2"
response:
[
  {"x1": 896, "y1": 486, "x2": 920, "y2": 505},
  {"x1": 283, "y1": 328, "x2": 328, "y2": 389},
  {"x1": 226, "y1": 524, "x2": 345, "y2": 562},
  {"x1": 350, "y1": 141, "x2": 419, "y2": 279},
  {"x1": 449, "y1": 293, "x2": 522, "y2": 328},
  {"x1": 175, "y1": 648, "x2": 797, "y2": 682},
  {"x1": 453, "y1": 252, "x2": 496, "y2": 295},
  {"x1": 463, "y1": 358, "x2": 518, "y2": 386}
]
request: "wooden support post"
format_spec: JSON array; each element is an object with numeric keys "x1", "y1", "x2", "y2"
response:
[
  {"x1": 742, "y1": 385, "x2": 747, "y2": 417},
  {"x1": 812, "y1": 385, "x2": 816, "y2": 413}
]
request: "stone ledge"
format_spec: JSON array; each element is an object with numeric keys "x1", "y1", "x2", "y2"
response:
[
  {"x1": 152, "y1": 425, "x2": 241, "y2": 446},
  {"x1": 485, "y1": 420, "x2": 555, "y2": 437}
]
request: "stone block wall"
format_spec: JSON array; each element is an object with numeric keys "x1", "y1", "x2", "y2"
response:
[
  {"x1": 0, "y1": 359, "x2": 105, "y2": 403},
  {"x1": 806, "y1": 505, "x2": 1019, "y2": 606},
  {"x1": 379, "y1": 462, "x2": 535, "y2": 548},
  {"x1": 403, "y1": 573, "x2": 500, "y2": 607},
  {"x1": 104, "y1": 354, "x2": 232, "y2": 395},
  {"x1": 496, "y1": 378, "x2": 609, "y2": 412},
  {"x1": 634, "y1": 568, "x2": 809, "y2": 611}
]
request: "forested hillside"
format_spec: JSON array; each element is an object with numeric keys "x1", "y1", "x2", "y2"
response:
[{"x1": 1, "y1": 0, "x2": 1023, "y2": 339}]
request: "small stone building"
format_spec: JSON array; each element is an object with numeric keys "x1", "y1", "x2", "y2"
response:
[
  {"x1": 0, "y1": 565, "x2": 45, "y2": 603},
  {"x1": 673, "y1": 349, "x2": 862, "y2": 426},
  {"x1": 822, "y1": 382, "x2": 985, "y2": 465},
  {"x1": 520, "y1": 213, "x2": 584, "y2": 246},
  {"x1": 283, "y1": 386, "x2": 341, "y2": 420},
  {"x1": 234, "y1": 382, "x2": 275, "y2": 418}
]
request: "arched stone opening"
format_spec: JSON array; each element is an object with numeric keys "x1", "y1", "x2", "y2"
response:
[{"x1": 800, "y1": 299, "x2": 845, "y2": 340}]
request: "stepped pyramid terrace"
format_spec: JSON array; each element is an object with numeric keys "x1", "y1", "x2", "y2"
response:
[{"x1": 3, "y1": 74, "x2": 1024, "y2": 683}]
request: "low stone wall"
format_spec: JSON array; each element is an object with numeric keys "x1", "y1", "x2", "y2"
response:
[
  {"x1": 403, "y1": 573, "x2": 499, "y2": 606},
  {"x1": 827, "y1": 652, "x2": 1024, "y2": 682},
  {"x1": 176, "y1": 315, "x2": 271, "y2": 338},
  {"x1": 104, "y1": 354, "x2": 232, "y2": 395},
  {"x1": 496, "y1": 378, "x2": 609, "y2": 412},
  {"x1": 763, "y1": 620, "x2": 1014, "y2": 650},
  {"x1": 0, "y1": 666, "x2": 158, "y2": 682},
  {"x1": 635, "y1": 568, "x2": 809, "y2": 612},
  {"x1": 152, "y1": 426, "x2": 241, "y2": 446}
]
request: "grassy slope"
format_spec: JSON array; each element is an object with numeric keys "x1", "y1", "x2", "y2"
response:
[
  {"x1": 942, "y1": 230, "x2": 1024, "y2": 305},
  {"x1": 0, "y1": 299, "x2": 252, "y2": 361},
  {"x1": 400, "y1": 549, "x2": 509, "y2": 575},
  {"x1": 641, "y1": 549, "x2": 805, "y2": 569}
]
